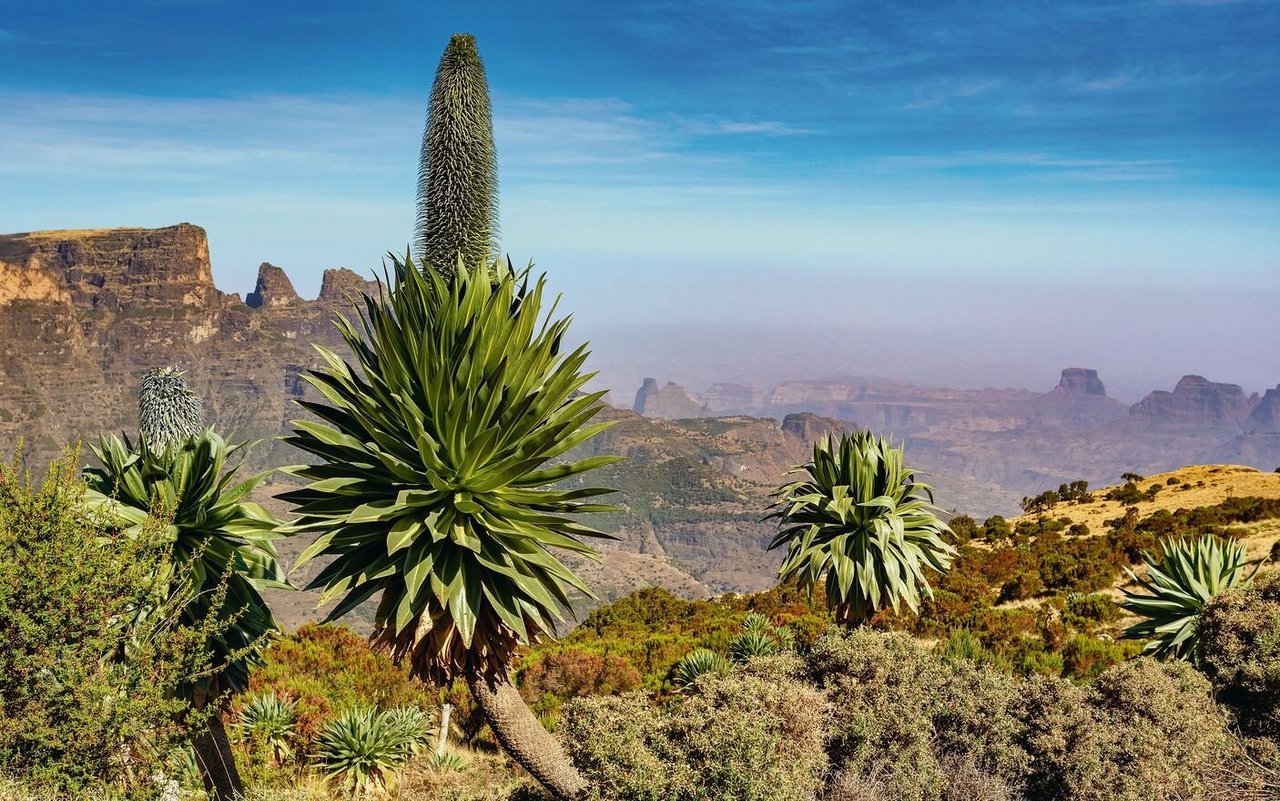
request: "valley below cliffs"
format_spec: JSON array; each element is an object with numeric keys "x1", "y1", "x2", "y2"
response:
[{"x1": 2, "y1": 223, "x2": 1277, "y2": 630}]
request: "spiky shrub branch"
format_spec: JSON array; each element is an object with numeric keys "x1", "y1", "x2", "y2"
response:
[
  {"x1": 414, "y1": 33, "x2": 499, "y2": 278},
  {"x1": 767, "y1": 431, "x2": 956, "y2": 627},
  {"x1": 1120, "y1": 534, "x2": 1258, "y2": 662}
]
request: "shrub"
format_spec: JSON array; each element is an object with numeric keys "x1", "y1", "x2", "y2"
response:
[
  {"x1": 1105, "y1": 482, "x2": 1144, "y2": 505},
  {"x1": 982, "y1": 516, "x2": 1012, "y2": 542},
  {"x1": 246, "y1": 624, "x2": 436, "y2": 743},
  {"x1": 806, "y1": 630, "x2": 1027, "y2": 801},
  {"x1": 1023, "y1": 658, "x2": 1237, "y2": 801},
  {"x1": 1199, "y1": 573, "x2": 1280, "y2": 737},
  {"x1": 0, "y1": 451, "x2": 217, "y2": 792},
  {"x1": 1063, "y1": 593, "x2": 1119, "y2": 629},
  {"x1": 946, "y1": 514, "x2": 979, "y2": 545},
  {"x1": 518, "y1": 647, "x2": 643, "y2": 723},
  {"x1": 564, "y1": 665, "x2": 828, "y2": 801}
]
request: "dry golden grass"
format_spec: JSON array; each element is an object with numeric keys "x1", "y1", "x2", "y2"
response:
[{"x1": 1011, "y1": 464, "x2": 1280, "y2": 567}]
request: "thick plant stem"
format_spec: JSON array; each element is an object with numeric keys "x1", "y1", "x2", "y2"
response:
[
  {"x1": 436, "y1": 702, "x2": 453, "y2": 756},
  {"x1": 191, "y1": 707, "x2": 244, "y2": 801},
  {"x1": 468, "y1": 673, "x2": 588, "y2": 801}
]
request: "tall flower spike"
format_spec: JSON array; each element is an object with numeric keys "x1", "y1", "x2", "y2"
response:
[
  {"x1": 138, "y1": 366, "x2": 205, "y2": 452},
  {"x1": 414, "y1": 33, "x2": 500, "y2": 278}
]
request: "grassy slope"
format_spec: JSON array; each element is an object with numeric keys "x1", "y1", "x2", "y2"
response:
[{"x1": 1009, "y1": 464, "x2": 1280, "y2": 566}]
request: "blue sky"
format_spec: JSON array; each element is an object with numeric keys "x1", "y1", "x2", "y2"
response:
[{"x1": 1, "y1": 0, "x2": 1278, "y2": 395}]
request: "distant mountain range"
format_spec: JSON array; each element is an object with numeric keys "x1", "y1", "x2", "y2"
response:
[
  {"x1": 629, "y1": 366, "x2": 1280, "y2": 506},
  {"x1": 2, "y1": 223, "x2": 1277, "y2": 618}
]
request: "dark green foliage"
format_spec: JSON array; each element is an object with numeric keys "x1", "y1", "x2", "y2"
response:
[
  {"x1": 1199, "y1": 573, "x2": 1280, "y2": 737},
  {"x1": 1120, "y1": 535, "x2": 1258, "y2": 662},
  {"x1": 1106, "y1": 481, "x2": 1145, "y2": 505},
  {"x1": 1020, "y1": 490, "x2": 1059, "y2": 515},
  {"x1": 83, "y1": 429, "x2": 289, "y2": 695},
  {"x1": 946, "y1": 513, "x2": 978, "y2": 545},
  {"x1": 284, "y1": 257, "x2": 619, "y2": 686},
  {"x1": 414, "y1": 33, "x2": 499, "y2": 276},
  {"x1": 1058, "y1": 480, "x2": 1093, "y2": 503},
  {"x1": 0, "y1": 452, "x2": 221, "y2": 792},
  {"x1": 982, "y1": 515, "x2": 1012, "y2": 541},
  {"x1": 768, "y1": 431, "x2": 956, "y2": 626}
]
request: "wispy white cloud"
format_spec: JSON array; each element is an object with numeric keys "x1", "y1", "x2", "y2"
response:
[
  {"x1": 873, "y1": 151, "x2": 1179, "y2": 182},
  {"x1": 678, "y1": 118, "x2": 813, "y2": 136}
]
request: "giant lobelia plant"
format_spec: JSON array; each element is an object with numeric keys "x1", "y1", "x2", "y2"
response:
[
  {"x1": 1120, "y1": 534, "x2": 1259, "y2": 662},
  {"x1": 767, "y1": 430, "x2": 956, "y2": 627},
  {"x1": 282, "y1": 256, "x2": 619, "y2": 800},
  {"x1": 83, "y1": 367, "x2": 290, "y2": 801},
  {"x1": 414, "y1": 33, "x2": 499, "y2": 278}
]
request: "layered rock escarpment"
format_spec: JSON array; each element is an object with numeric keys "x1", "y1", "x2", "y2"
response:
[
  {"x1": 0, "y1": 224, "x2": 377, "y2": 469},
  {"x1": 1246, "y1": 386, "x2": 1280, "y2": 433},
  {"x1": 1129, "y1": 375, "x2": 1257, "y2": 429},
  {"x1": 1050, "y1": 367, "x2": 1108, "y2": 397},
  {"x1": 633, "y1": 378, "x2": 710, "y2": 418}
]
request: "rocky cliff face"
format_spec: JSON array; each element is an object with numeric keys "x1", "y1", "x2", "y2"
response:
[
  {"x1": 0, "y1": 224, "x2": 377, "y2": 469},
  {"x1": 633, "y1": 378, "x2": 710, "y2": 418},
  {"x1": 1129, "y1": 375, "x2": 1257, "y2": 428},
  {"x1": 0, "y1": 223, "x2": 215, "y2": 309},
  {"x1": 1049, "y1": 367, "x2": 1108, "y2": 397},
  {"x1": 781, "y1": 412, "x2": 846, "y2": 443},
  {"x1": 1246, "y1": 385, "x2": 1280, "y2": 433}
]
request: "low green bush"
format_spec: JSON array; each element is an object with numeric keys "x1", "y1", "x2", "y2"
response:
[
  {"x1": 1199, "y1": 573, "x2": 1280, "y2": 737},
  {"x1": 0, "y1": 452, "x2": 219, "y2": 794},
  {"x1": 564, "y1": 662, "x2": 828, "y2": 801}
]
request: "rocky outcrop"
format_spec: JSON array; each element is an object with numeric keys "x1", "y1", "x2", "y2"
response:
[
  {"x1": 1129, "y1": 375, "x2": 1256, "y2": 428},
  {"x1": 781, "y1": 412, "x2": 846, "y2": 444},
  {"x1": 1049, "y1": 368, "x2": 1108, "y2": 397},
  {"x1": 245, "y1": 263, "x2": 300, "y2": 309},
  {"x1": 1246, "y1": 385, "x2": 1280, "y2": 433},
  {"x1": 318, "y1": 268, "x2": 379, "y2": 309},
  {"x1": 702, "y1": 383, "x2": 765, "y2": 413},
  {"x1": 633, "y1": 379, "x2": 710, "y2": 419},
  {"x1": 0, "y1": 224, "x2": 376, "y2": 471},
  {"x1": 0, "y1": 224, "x2": 215, "y2": 310}
]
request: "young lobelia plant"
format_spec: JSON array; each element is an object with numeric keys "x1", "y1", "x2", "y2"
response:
[
  {"x1": 236, "y1": 692, "x2": 298, "y2": 765},
  {"x1": 767, "y1": 430, "x2": 956, "y2": 628},
  {"x1": 1120, "y1": 534, "x2": 1259, "y2": 662},
  {"x1": 83, "y1": 366, "x2": 290, "y2": 801},
  {"x1": 282, "y1": 256, "x2": 619, "y2": 800},
  {"x1": 314, "y1": 708, "x2": 411, "y2": 796}
]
